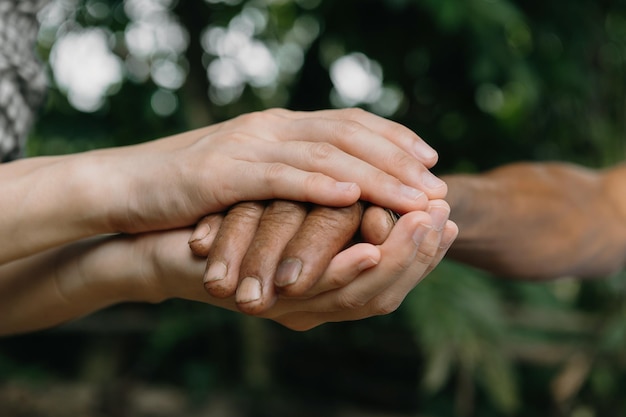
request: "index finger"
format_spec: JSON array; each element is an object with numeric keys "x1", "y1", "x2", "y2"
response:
[
  {"x1": 268, "y1": 108, "x2": 439, "y2": 168},
  {"x1": 227, "y1": 109, "x2": 446, "y2": 203}
]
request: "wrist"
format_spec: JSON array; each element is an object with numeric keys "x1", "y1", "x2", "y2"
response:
[
  {"x1": 73, "y1": 148, "x2": 144, "y2": 235},
  {"x1": 77, "y1": 234, "x2": 168, "y2": 305},
  {"x1": 441, "y1": 174, "x2": 473, "y2": 223},
  {"x1": 60, "y1": 150, "x2": 130, "y2": 236}
]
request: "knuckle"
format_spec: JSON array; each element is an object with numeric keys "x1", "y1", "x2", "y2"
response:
[
  {"x1": 372, "y1": 169, "x2": 397, "y2": 190},
  {"x1": 387, "y1": 255, "x2": 414, "y2": 275},
  {"x1": 236, "y1": 110, "x2": 266, "y2": 127},
  {"x1": 227, "y1": 201, "x2": 265, "y2": 222},
  {"x1": 342, "y1": 107, "x2": 368, "y2": 120},
  {"x1": 308, "y1": 142, "x2": 338, "y2": 161},
  {"x1": 263, "y1": 163, "x2": 290, "y2": 187},
  {"x1": 312, "y1": 206, "x2": 354, "y2": 229},
  {"x1": 386, "y1": 150, "x2": 420, "y2": 173},
  {"x1": 336, "y1": 292, "x2": 367, "y2": 311},
  {"x1": 301, "y1": 171, "x2": 324, "y2": 187},
  {"x1": 414, "y1": 244, "x2": 437, "y2": 266},
  {"x1": 415, "y1": 233, "x2": 440, "y2": 259},
  {"x1": 325, "y1": 271, "x2": 350, "y2": 289},
  {"x1": 265, "y1": 108, "x2": 289, "y2": 117},
  {"x1": 267, "y1": 200, "x2": 306, "y2": 218},
  {"x1": 388, "y1": 121, "x2": 417, "y2": 142},
  {"x1": 333, "y1": 119, "x2": 362, "y2": 140}
]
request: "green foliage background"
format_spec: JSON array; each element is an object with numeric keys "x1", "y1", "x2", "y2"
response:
[{"x1": 2, "y1": 0, "x2": 626, "y2": 416}]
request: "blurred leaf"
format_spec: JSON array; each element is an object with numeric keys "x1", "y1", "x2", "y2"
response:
[
  {"x1": 403, "y1": 260, "x2": 520, "y2": 413},
  {"x1": 479, "y1": 349, "x2": 519, "y2": 414}
]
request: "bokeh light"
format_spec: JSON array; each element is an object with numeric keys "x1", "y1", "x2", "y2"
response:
[{"x1": 50, "y1": 27, "x2": 123, "y2": 112}]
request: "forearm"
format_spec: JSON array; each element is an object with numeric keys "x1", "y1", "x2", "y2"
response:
[
  {"x1": 0, "y1": 153, "x2": 124, "y2": 264},
  {"x1": 0, "y1": 127, "x2": 211, "y2": 264},
  {"x1": 0, "y1": 234, "x2": 155, "y2": 336},
  {"x1": 443, "y1": 162, "x2": 626, "y2": 279},
  {"x1": 2, "y1": 108, "x2": 447, "y2": 264}
]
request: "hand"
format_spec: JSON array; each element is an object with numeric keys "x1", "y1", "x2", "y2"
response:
[
  {"x1": 100, "y1": 108, "x2": 445, "y2": 235},
  {"x1": 189, "y1": 199, "x2": 456, "y2": 315},
  {"x1": 149, "y1": 213, "x2": 457, "y2": 330},
  {"x1": 0, "y1": 209, "x2": 455, "y2": 335}
]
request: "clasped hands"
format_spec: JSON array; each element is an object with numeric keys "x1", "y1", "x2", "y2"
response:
[
  {"x1": 172, "y1": 109, "x2": 458, "y2": 330},
  {"x1": 186, "y1": 200, "x2": 456, "y2": 330}
]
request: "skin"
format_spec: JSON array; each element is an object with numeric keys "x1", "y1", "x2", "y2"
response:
[
  {"x1": 442, "y1": 161, "x2": 626, "y2": 279},
  {"x1": 0, "y1": 108, "x2": 445, "y2": 265},
  {"x1": 191, "y1": 200, "x2": 455, "y2": 315},
  {"x1": 188, "y1": 160, "x2": 626, "y2": 321},
  {"x1": 10, "y1": 159, "x2": 625, "y2": 334},
  {"x1": 0, "y1": 208, "x2": 456, "y2": 335},
  {"x1": 1, "y1": 107, "x2": 454, "y2": 335},
  {"x1": 192, "y1": 202, "x2": 366, "y2": 310}
]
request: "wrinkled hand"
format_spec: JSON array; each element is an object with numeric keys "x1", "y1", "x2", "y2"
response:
[
  {"x1": 189, "y1": 199, "x2": 457, "y2": 317},
  {"x1": 149, "y1": 210, "x2": 456, "y2": 330}
]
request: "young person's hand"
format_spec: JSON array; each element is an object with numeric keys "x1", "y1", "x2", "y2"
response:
[
  {"x1": 0, "y1": 203, "x2": 455, "y2": 335},
  {"x1": 1, "y1": 108, "x2": 444, "y2": 264},
  {"x1": 104, "y1": 108, "x2": 445, "y2": 235}
]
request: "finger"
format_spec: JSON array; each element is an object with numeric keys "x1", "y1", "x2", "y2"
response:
[
  {"x1": 203, "y1": 202, "x2": 264, "y2": 298},
  {"x1": 274, "y1": 202, "x2": 364, "y2": 296},
  {"x1": 219, "y1": 116, "x2": 438, "y2": 207},
  {"x1": 288, "y1": 211, "x2": 434, "y2": 314},
  {"x1": 217, "y1": 158, "x2": 363, "y2": 209},
  {"x1": 362, "y1": 206, "x2": 449, "y2": 311},
  {"x1": 302, "y1": 242, "x2": 381, "y2": 296},
  {"x1": 188, "y1": 214, "x2": 224, "y2": 256},
  {"x1": 421, "y1": 219, "x2": 458, "y2": 278},
  {"x1": 236, "y1": 201, "x2": 307, "y2": 314},
  {"x1": 242, "y1": 141, "x2": 429, "y2": 214},
  {"x1": 358, "y1": 202, "x2": 450, "y2": 308},
  {"x1": 271, "y1": 209, "x2": 448, "y2": 323},
  {"x1": 360, "y1": 205, "x2": 397, "y2": 245},
  {"x1": 267, "y1": 108, "x2": 440, "y2": 169},
  {"x1": 419, "y1": 201, "x2": 457, "y2": 277},
  {"x1": 275, "y1": 119, "x2": 446, "y2": 200},
  {"x1": 260, "y1": 242, "x2": 382, "y2": 329},
  {"x1": 253, "y1": 220, "x2": 457, "y2": 331}
]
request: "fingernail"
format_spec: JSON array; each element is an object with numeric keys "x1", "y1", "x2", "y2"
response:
[
  {"x1": 188, "y1": 222, "x2": 211, "y2": 243},
  {"x1": 336, "y1": 181, "x2": 357, "y2": 192},
  {"x1": 204, "y1": 261, "x2": 227, "y2": 283},
  {"x1": 439, "y1": 233, "x2": 456, "y2": 249},
  {"x1": 275, "y1": 258, "x2": 302, "y2": 287},
  {"x1": 358, "y1": 257, "x2": 378, "y2": 271},
  {"x1": 422, "y1": 171, "x2": 446, "y2": 190},
  {"x1": 429, "y1": 205, "x2": 450, "y2": 231},
  {"x1": 400, "y1": 185, "x2": 425, "y2": 202},
  {"x1": 412, "y1": 223, "x2": 432, "y2": 245},
  {"x1": 236, "y1": 277, "x2": 262, "y2": 303}
]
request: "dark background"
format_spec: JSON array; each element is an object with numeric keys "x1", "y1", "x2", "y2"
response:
[{"x1": 2, "y1": 0, "x2": 626, "y2": 416}]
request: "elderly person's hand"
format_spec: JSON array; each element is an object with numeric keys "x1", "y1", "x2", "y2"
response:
[
  {"x1": 179, "y1": 208, "x2": 455, "y2": 329},
  {"x1": 189, "y1": 199, "x2": 457, "y2": 316}
]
